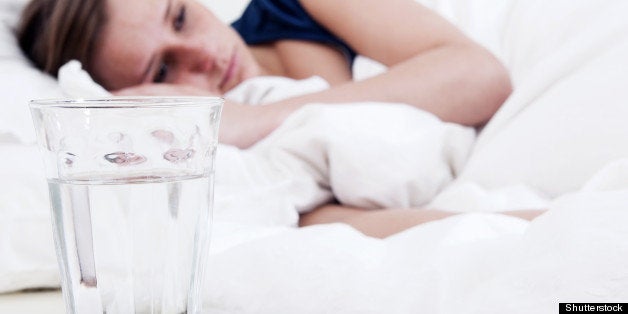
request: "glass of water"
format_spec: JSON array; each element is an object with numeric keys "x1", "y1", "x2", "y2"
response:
[{"x1": 29, "y1": 97, "x2": 223, "y2": 314}]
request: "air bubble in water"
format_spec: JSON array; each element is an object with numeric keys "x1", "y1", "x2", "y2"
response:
[
  {"x1": 63, "y1": 152, "x2": 76, "y2": 167},
  {"x1": 104, "y1": 152, "x2": 146, "y2": 166},
  {"x1": 151, "y1": 130, "x2": 175, "y2": 144},
  {"x1": 163, "y1": 148, "x2": 195, "y2": 163},
  {"x1": 108, "y1": 132, "x2": 125, "y2": 143}
]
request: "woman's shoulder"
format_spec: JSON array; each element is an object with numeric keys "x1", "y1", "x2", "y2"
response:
[
  {"x1": 231, "y1": 0, "x2": 357, "y2": 63},
  {"x1": 232, "y1": 0, "x2": 311, "y2": 26},
  {"x1": 232, "y1": 0, "x2": 326, "y2": 37}
]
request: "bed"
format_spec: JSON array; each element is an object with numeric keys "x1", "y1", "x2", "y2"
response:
[{"x1": 1, "y1": 0, "x2": 628, "y2": 313}]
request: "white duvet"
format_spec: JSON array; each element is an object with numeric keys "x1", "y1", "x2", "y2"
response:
[{"x1": 2, "y1": 0, "x2": 628, "y2": 312}]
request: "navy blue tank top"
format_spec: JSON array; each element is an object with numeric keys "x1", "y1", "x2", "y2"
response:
[{"x1": 231, "y1": 0, "x2": 357, "y2": 65}]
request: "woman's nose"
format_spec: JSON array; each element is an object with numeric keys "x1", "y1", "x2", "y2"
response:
[{"x1": 174, "y1": 42, "x2": 215, "y2": 73}]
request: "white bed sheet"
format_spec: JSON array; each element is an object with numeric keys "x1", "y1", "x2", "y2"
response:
[
  {"x1": 2, "y1": 188, "x2": 627, "y2": 313},
  {"x1": 0, "y1": 290, "x2": 63, "y2": 313}
]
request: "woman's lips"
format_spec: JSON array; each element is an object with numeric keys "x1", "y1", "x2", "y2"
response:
[{"x1": 219, "y1": 51, "x2": 238, "y2": 91}]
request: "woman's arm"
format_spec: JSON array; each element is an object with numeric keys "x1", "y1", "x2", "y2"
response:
[
  {"x1": 220, "y1": 0, "x2": 512, "y2": 147},
  {"x1": 298, "y1": 0, "x2": 512, "y2": 125},
  {"x1": 299, "y1": 204, "x2": 546, "y2": 239}
]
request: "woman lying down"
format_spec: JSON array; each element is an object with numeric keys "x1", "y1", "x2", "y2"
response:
[{"x1": 18, "y1": 0, "x2": 545, "y2": 238}]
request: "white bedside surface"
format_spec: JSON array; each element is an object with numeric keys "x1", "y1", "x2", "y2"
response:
[{"x1": 0, "y1": 290, "x2": 64, "y2": 313}]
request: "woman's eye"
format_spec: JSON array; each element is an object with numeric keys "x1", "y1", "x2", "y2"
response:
[
  {"x1": 153, "y1": 62, "x2": 168, "y2": 83},
  {"x1": 174, "y1": 5, "x2": 186, "y2": 32}
]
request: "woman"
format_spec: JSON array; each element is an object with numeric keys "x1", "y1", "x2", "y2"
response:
[
  {"x1": 18, "y1": 0, "x2": 538, "y2": 237},
  {"x1": 19, "y1": 0, "x2": 512, "y2": 146}
]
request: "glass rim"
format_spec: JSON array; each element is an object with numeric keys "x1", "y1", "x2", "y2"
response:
[{"x1": 29, "y1": 96, "x2": 224, "y2": 109}]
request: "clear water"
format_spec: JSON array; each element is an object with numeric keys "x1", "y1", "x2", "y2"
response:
[{"x1": 48, "y1": 174, "x2": 213, "y2": 314}]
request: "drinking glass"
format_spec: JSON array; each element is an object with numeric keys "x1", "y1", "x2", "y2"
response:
[{"x1": 29, "y1": 97, "x2": 223, "y2": 313}]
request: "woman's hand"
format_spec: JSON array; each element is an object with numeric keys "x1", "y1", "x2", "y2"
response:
[
  {"x1": 113, "y1": 83, "x2": 218, "y2": 96},
  {"x1": 218, "y1": 101, "x2": 282, "y2": 149},
  {"x1": 300, "y1": 204, "x2": 547, "y2": 238},
  {"x1": 300, "y1": 205, "x2": 458, "y2": 238}
]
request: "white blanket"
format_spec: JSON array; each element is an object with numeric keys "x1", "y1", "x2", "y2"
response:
[
  {"x1": 2, "y1": 0, "x2": 628, "y2": 312},
  {"x1": 57, "y1": 61, "x2": 477, "y2": 216}
]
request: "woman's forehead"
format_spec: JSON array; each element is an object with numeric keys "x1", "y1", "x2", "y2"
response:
[
  {"x1": 94, "y1": 0, "x2": 169, "y2": 89},
  {"x1": 106, "y1": 0, "x2": 168, "y2": 25}
]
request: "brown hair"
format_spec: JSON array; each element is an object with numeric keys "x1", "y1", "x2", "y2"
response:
[{"x1": 16, "y1": 0, "x2": 107, "y2": 78}]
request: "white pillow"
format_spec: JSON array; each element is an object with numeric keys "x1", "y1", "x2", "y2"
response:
[
  {"x1": 0, "y1": 0, "x2": 64, "y2": 143},
  {"x1": 458, "y1": 0, "x2": 628, "y2": 198},
  {"x1": 199, "y1": 0, "x2": 249, "y2": 23},
  {"x1": 416, "y1": 0, "x2": 515, "y2": 62}
]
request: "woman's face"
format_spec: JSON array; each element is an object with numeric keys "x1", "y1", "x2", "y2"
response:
[{"x1": 92, "y1": 0, "x2": 261, "y2": 93}]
